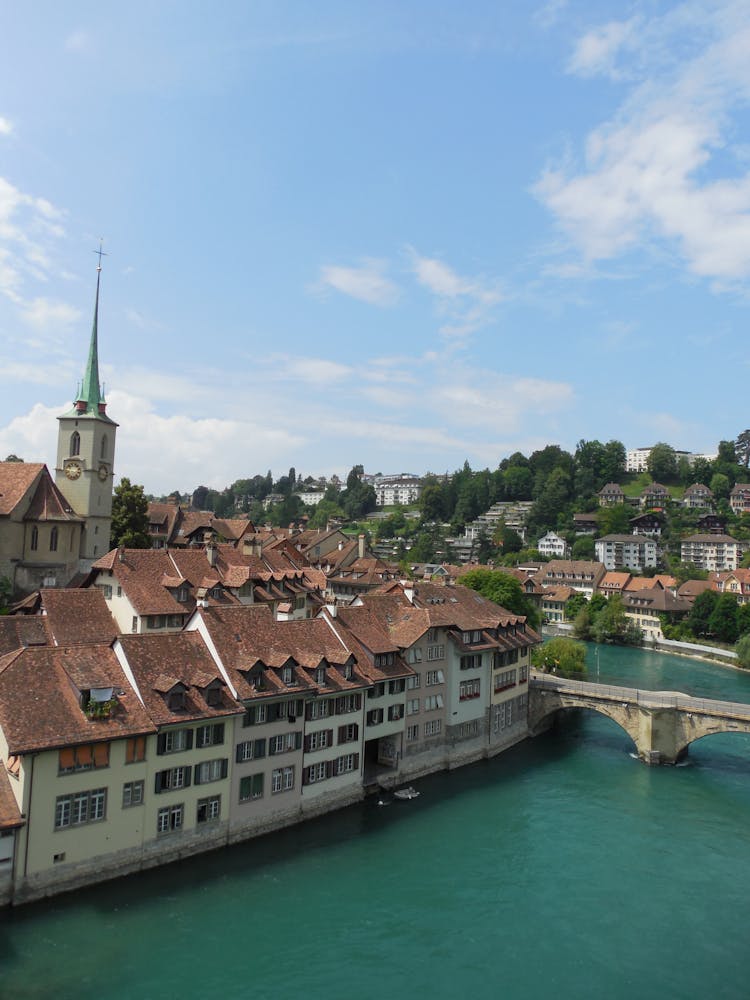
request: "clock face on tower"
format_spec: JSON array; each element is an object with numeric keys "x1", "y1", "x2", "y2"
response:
[
  {"x1": 98, "y1": 464, "x2": 108, "y2": 481},
  {"x1": 65, "y1": 460, "x2": 83, "y2": 480}
]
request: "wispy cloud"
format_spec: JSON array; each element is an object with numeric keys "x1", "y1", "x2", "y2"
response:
[
  {"x1": 535, "y1": 3, "x2": 750, "y2": 286},
  {"x1": 567, "y1": 19, "x2": 637, "y2": 79},
  {"x1": 315, "y1": 258, "x2": 399, "y2": 306},
  {"x1": 409, "y1": 249, "x2": 503, "y2": 339},
  {"x1": 19, "y1": 298, "x2": 80, "y2": 330}
]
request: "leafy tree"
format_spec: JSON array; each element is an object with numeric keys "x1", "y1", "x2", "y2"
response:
[
  {"x1": 192, "y1": 485, "x2": 210, "y2": 510},
  {"x1": 4, "y1": 454, "x2": 23, "y2": 462},
  {"x1": 503, "y1": 465, "x2": 533, "y2": 500},
  {"x1": 736, "y1": 633, "x2": 750, "y2": 669},
  {"x1": 111, "y1": 478, "x2": 151, "y2": 548},
  {"x1": 532, "y1": 637, "x2": 587, "y2": 677},
  {"x1": 308, "y1": 498, "x2": 346, "y2": 529},
  {"x1": 707, "y1": 593, "x2": 740, "y2": 643},
  {"x1": 601, "y1": 440, "x2": 626, "y2": 483},
  {"x1": 735, "y1": 430, "x2": 750, "y2": 469},
  {"x1": 647, "y1": 443, "x2": 678, "y2": 482},
  {"x1": 598, "y1": 504, "x2": 631, "y2": 535},
  {"x1": 460, "y1": 569, "x2": 539, "y2": 630},
  {"x1": 738, "y1": 602, "x2": 750, "y2": 636},
  {"x1": 710, "y1": 472, "x2": 731, "y2": 500},
  {"x1": 573, "y1": 605, "x2": 593, "y2": 640},
  {"x1": 688, "y1": 589, "x2": 718, "y2": 637},
  {"x1": 339, "y1": 465, "x2": 376, "y2": 520},
  {"x1": 572, "y1": 536, "x2": 596, "y2": 560},
  {"x1": 565, "y1": 592, "x2": 588, "y2": 621}
]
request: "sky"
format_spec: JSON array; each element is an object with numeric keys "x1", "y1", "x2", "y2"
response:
[{"x1": 1, "y1": 1, "x2": 750, "y2": 496}]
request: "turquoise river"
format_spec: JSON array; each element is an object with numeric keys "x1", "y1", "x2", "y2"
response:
[{"x1": 2, "y1": 645, "x2": 750, "y2": 1000}]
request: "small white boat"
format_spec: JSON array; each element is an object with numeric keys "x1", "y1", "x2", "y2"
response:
[{"x1": 393, "y1": 786, "x2": 420, "y2": 801}]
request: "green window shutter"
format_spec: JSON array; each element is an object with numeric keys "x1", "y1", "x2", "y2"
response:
[
  {"x1": 255, "y1": 739, "x2": 266, "y2": 758},
  {"x1": 154, "y1": 772, "x2": 163, "y2": 794},
  {"x1": 215, "y1": 723, "x2": 225, "y2": 744},
  {"x1": 185, "y1": 730, "x2": 194, "y2": 750},
  {"x1": 156, "y1": 733, "x2": 167, "y2": 755},
  {"x1": 235, "y1": 744, "x2": 244, "y2": 764},
  {"x1": 295, "y1": 731, "x2": 302, "y2": 750},
  {"x1": 220, "y1": 758, "x2": 228, "y2": 780},
  {"x1": 184, "y1": 767, "x2": 192, "y2": 788}
]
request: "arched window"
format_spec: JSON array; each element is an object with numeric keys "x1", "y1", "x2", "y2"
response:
[
  {"x1": 100, "y1": 434, "x2": 108, "y2": 460},
  {"x1": 30, "y1": 526, "x2": 38, "y2": 551},
  {"x1": 70, "y1": 431, "x2": 80, "y2": 456},
  {"x1": 50, "y1": 526, "x2": 58, "y2": 552}
]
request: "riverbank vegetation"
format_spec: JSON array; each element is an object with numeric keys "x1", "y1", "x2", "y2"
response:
[{"x1": 532, "y1": 637, "x2": 587, "y2": 677}]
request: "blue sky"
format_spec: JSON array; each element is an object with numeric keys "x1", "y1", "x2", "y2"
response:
[{"x1": 1, "y1": 1, "x2": 749, "y2": 494}]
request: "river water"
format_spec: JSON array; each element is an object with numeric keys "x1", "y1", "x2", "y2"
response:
[{"x1": 1, "y1": 645, "x2": 749, "y2": 1000}]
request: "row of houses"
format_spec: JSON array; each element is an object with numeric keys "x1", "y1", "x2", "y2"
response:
[
  {"x1": 597, "y1": 480, "x2": 750, "y2": 516},
  {"x1": 0, "y1": 580, "x2": 539, "y2": 905}
]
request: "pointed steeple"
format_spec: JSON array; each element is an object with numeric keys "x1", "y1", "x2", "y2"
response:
[
  {"x1": 77, "y1": 264, "x2": 104, "y2": 413},
  {"x1": 69, "y1": 243, "x2": 112, "y2": 419}
]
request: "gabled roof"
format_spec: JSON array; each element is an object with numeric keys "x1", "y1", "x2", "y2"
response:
[
  {"x1": 0, "y1": 616, "x2": 51, "y2": 655},
  {"x1": 0, "y1": 462, "x2": 45, "y2": 517},
  {"x1": 40, "y1": 588, "x2": 117, "y2": 645},
  {"x1": 24, "y1": 469, "x2": 82, "y2": 522},
  {"x1": 118, "y1": 631, "x2": 244, "y2": 727},
  {"x1": 0, "y1": 645, "x2": 155, "y2": 754},
  {"x1": 192, "y1": 605, "x2": 364, "y2": 701}
]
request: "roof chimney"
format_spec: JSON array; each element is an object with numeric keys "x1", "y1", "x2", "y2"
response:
[
  {"x1": 206, "y1": 541, "x2": 217, "y2": 567},
  {"x1": 358, "y1": 534, "x2": 365, "y2": 560}
]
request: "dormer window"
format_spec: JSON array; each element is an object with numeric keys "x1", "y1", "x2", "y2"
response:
[
  {"x1": 204, "y1": 682, "x2": 223, "y2": 707},
  {"x1": 315, "y1": 667, "x2": 326, "y2": 685},
  {"x1": 209, "y1": 586, "x2": 222, "y2": 599},
  {"x1": 168, "y1": 688, "x2": 187, "y2": 711},
  {"x1": 282, "y1": 666, "x2": 294, "y2": 685},
  {"x1": 344, "y1": 663, "x2": 353, "y2": 680},
  {"x1": 177, "y1": 586, "x2": 189, "y2": 602}
]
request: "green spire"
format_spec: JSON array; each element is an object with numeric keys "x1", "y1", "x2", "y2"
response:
[{"x1": 78, "y1": 265, "x2": 104, "y2": 413}]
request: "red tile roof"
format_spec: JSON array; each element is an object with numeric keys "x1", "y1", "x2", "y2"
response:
[{"x1": 0, "y1": 645, "x2": 155, "y2": 754}]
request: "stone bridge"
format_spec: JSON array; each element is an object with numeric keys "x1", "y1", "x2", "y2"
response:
[{"x1": 528, "y1": 672, "x2": 750, "y2": 764}]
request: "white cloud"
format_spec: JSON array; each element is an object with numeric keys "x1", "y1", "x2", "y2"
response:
[
  {"x1": 0, "y1": 117, "x2": 13, "y2": 136},
  {"x1": 409, "y1": 250, "x2": 503, "y2": 339},
  {"x1": 19, "y1": 297, "x2": 81, "y2": 330},
  {"x1": 536, "y1": 4, "x2": 750, "y2": 285},
  {"x1": 567, "y1": 19, "x2": 637, "y2": 79},
  {"x1": 316, "y1": 258, "x2": 399, "y2": 306},
  {"x1": 270, "y1": 356, "x2": 353, "y2": 385}
]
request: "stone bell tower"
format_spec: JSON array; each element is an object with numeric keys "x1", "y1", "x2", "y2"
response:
[{"x1": 55, "y1": 250, "x2": 118, "y2": 567}]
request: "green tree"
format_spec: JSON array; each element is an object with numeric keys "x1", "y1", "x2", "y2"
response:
[
  {"x1": 735, "y1": 430, "x2": 750, "y2": 469},
  {"x1": 4, "y1": 454, "x2": 23, "y2": 462},
  {"x1": 707, "y1": 593, "x2": 740, "y2": 643},
  {"x1": 688, "y1": 589, "x2": 718, "y2": 637},
  {"x1": 736, "y1": 633, "x2": 750, "y2": 669},
  {"x1": 532, "y1": 637, "x2": 587, "y2": 677},
  {"x1": 647, "y1": 443, "x2": 678, "y2": 482},
  {"x1": 111, "y1": 478, "x2": 151, "y2": 548},
  {"x1": 572, "y1": 536, "x2": 596, "y2": 560},
  {"x1": 565, "y1": 592, "x2": 588, "y2": 621},
  {"x1": 460, "y1": 568, "x2": 540, "y2": 630},
  {"x1": 598, "y1": 504, "x2": 631, "y2": 535},
  {"x1": 710, "y1": 472, "x2": 731, "y2": 500}
]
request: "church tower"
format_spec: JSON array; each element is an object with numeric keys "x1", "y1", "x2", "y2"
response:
[{"x1": 55, "y1": 253, "x2": 118, "y2": 567}]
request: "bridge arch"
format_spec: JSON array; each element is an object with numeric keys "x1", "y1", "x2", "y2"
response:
[
  {"x1": 672, "y1": 726, "x2": 750, "y2": 762},
  {"x1": 529, "y1": 693, "x2": 641, "y2": 750}
]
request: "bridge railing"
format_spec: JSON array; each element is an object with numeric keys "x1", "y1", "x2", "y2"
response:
[{"x1": 530, "y1": 673, "x2": 750, "y2": 720}]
